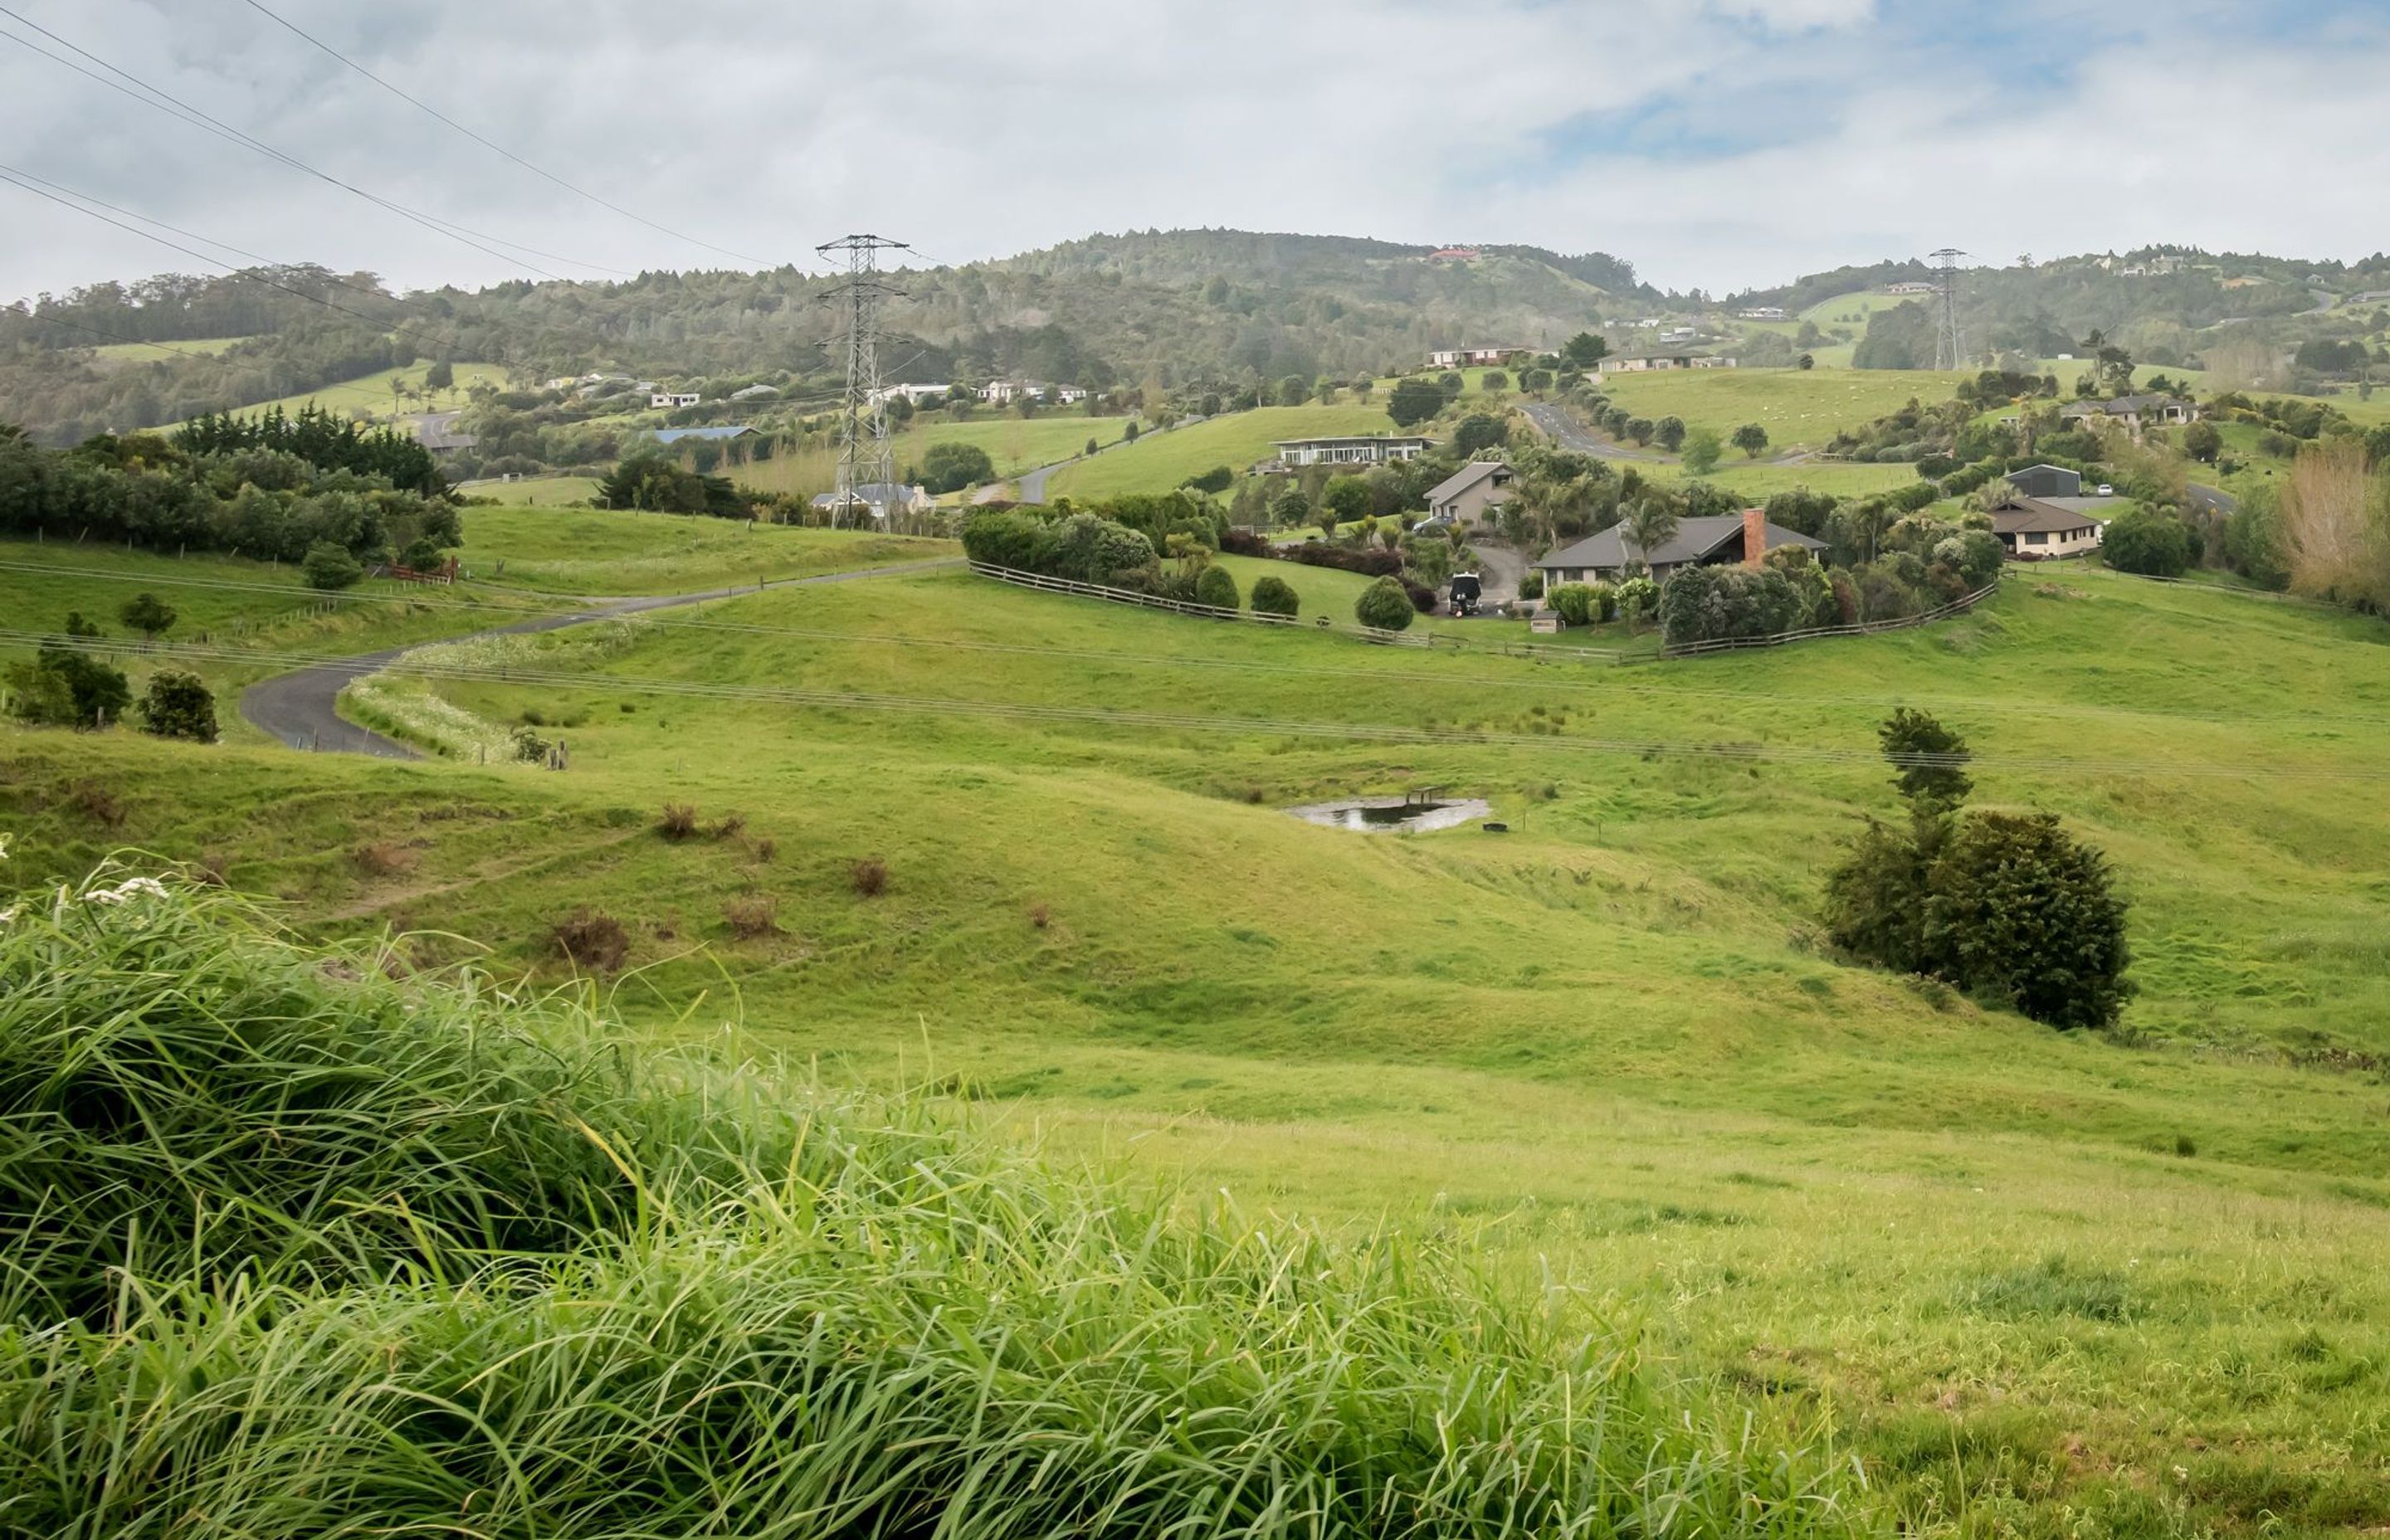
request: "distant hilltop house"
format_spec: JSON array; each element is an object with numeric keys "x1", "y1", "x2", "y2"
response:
[
  {"x1": 2060, "y1": 394, "x2": 2198, "y2": 436},
  {"x1": 651, "y1": 391, "x2": 700, "y2": 409},
  {"x1": 978, "y1": 378, "x2": 1089, "y2": 405},
  {"x1": 1422, "y1": 461, "x2": 1515, "y2": 528},
  {"x1": 1607, "y1": 355, "x2": 1736, "y2": 373},
  {"x1": 1536, "y1": 510, "x2": 1825, "y2": 586},
  {"x1": 1885, "y1": 280, "x2": 1939, "y2": 296},
  {"x1": 1989, "y1": 465, "x2": 2121, "y2": 560},
  {"x1": 868, "y1": 383, "x2": 954, "y2": 407},
  {"x1": 1425, "y1": 246, "x2": 1481, "y2": 262},
  {"x1": 1427, "y1": 345, "x2": 1525, "y2": 368},
  {"x1": 1656, "y1": 327, "x2": 1700, "y2": 346},
  {"x1": 1735, "y1": 306, "x2": 1788, "y2": 321},
  {"x1": 812, "y1": 482, "x2": 934, "y2": 522},
  {"x1": 1271, "y1": 435, "x2": 1435, "y2": 470},
  {"x1": 652, "y1": 426, "x2": 755, "y2": 446}
]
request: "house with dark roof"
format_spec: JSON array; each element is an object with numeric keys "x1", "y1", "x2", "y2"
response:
[
  {"x1": 652, "y1": 425, "x2": 756, "y2": 446},
  {"x1": 1989, "y1": 496, "x2": 2104, "y2": 559},
  {"x1": 1534, "y1": 511, "x2": 1826, "y2": 586},
  {"x1": 2007, "y1": 463, "x2": 2083, "y2": 500},
  {"x1": 1423, "y1": 461, "x2": 1514, "y2": 527}
]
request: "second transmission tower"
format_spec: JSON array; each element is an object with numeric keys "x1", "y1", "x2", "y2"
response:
[
  {"x1": 1929, "y1": 247, "x2": 1968, "y2": 371},
  {"x1": 817, "y1": 234, "x2": 909, "y2": 528}
]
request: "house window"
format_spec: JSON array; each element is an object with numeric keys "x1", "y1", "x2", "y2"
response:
[{"x1": 2025, "y1": 532, "x2": 2046, "y2": 546}]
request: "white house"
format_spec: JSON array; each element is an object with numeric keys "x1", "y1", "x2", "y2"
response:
[
  {"x1": 1608, "y1": 355, "x2": 1736, "y2": 373},
  {"x1": 1657, "y1": 327, "x2": 1700, "y2": 346},
  {"x1": 651, "y1": 392, "x2": 700, "y2": 409},
  {"x1": 1271, "y1": 436, "x2": 1435, "y2": 468},
  {"x1": 1991, "y1": 498, "x2": 2104, "y2": 560},
  {"x1": 1736, "y1": 306, "x2": 1788, "y2": 321},
  {"x1": 1427, "y1": 345, "x2": 1524, "y2": 368},
  {"x1": 1886, "y1": 280, "x2": 1938, "y2": 296},
  {"x1": 868, "y1": 383, "x2": 954, "y2": 407}
]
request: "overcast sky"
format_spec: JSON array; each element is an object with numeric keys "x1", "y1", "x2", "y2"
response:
[{"x1": 3, "y1": 0, "x2": 2385, "y2": 305}]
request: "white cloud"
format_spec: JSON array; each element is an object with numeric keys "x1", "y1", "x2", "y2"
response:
[{"x1": 0, "y1": 0, "x2": 2381, "y2": 303}]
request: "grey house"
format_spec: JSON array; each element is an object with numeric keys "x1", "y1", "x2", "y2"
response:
[
  {"x1": 1423, "y1": 461, "x2": 1515, "y2": 527},
  {"x1": 2007, "y1": 463, "x2": 2083, "y2": 500},
  {"x1": 1535, "y1": 513, "x2": 1826, "y2": 586}
]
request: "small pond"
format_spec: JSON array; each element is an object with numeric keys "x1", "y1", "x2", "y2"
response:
[{"x1": 1285, "y1": 797, "x2": 1495, "y2": 833}]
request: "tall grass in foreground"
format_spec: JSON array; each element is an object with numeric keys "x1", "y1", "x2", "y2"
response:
[{"x1": 0, "y1": 863, "x2": 1865, "y2": 1538}]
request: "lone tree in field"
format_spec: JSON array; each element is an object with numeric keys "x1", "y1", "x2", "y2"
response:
[
  {"x1": 1654, "y1": 417, "x2": 1687, "y2": 452},
  {"x1": 119, "y1": 592, "x2": 177, "y2": 640},
  {"x1": 1824, "y1": 709, "x2": 2131, "y2": 1030},
  {"x1": 1385, "y1": 377, "x2": 1444, "y2": 427},
  {"x1": 1732, "y1": 423, "x2": 1771, "y2": 459},
  {"x1": 137, "y1": 670, "x2": 217, "y2": 742}
]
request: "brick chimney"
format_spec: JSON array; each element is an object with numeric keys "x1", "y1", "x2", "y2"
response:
[{"x1": 1742, "y1": 507, "x2": 1767, "y2": 568}]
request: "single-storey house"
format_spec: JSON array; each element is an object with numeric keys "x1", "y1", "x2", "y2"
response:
[
  {"x1": 651, "y1": 391, "x2": 700, "y2": 409},
  {"x1": 811, "y1": 482, "x2": 934, "y2": 522},
  {"x1": 653, "y1": 425, "x2": 756, "y2": 446},
  {"x1": 1271, "y1": 435, "x2": 1435, "y2": 469},
  {"x1": 729, "y1": 383, "x2": 779, "y2": 402},
  {"x1": 1886, "y1": 280, "x2": 1938, "y2": 296},
  {"x1": 1607, "y1": 354, "x2": 1737, "y2": 373},
  {"x1": 1536, "y1": 510, "x2": 1827, "y2": 586},
  {"x1": 1427, "y1": 345, "x2": 1524, "y2": 368},
  {"x1": 1423, "y1": 460, "x2": 1515, "y2": 527},
  {"x1": 415, "y1": 423, "x2": 478, "y2": 456},
  {"x1": 978, "y1": 378, "x2": 1089, "y2": 406},
  {"x1": 1657, "y1": 327, "x2": 1700, "y2": 346},
  {"x1": 1736, "y1": 306, "x2": 1788, "y2": 321},
  {"x1": 1991, "y1": 497, "x2": 2103, "y2": 559},
  {"x1": 2059, "y1": 394, "x2": 2198, "y2": 433},
  {"x1": 869, "y1": 383, "x2": 955, "y2": 407}
]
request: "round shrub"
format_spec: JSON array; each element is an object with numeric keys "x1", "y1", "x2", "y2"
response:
[
  {"x1": 1547, "y1": 582, "x2": 1596, "y2": 626},
  {"x1": 301, "y1": 541, "x2": 363, "y2": 591},
  {"x1": 1517, "y1": 570, "x2": 1544, "y2": 600},
  {"x1": 1250, "y1": 573, "x2": 1300, "y2": 618},
  {"x1": 1354, "y1": 575, "x2": 1415, "y2": 631},
  {"x1": 1613, "y1": 575, "x2": 1658, "y2": 620},
  {"x1": 1584, "y1": 580, "x2": 1619, "y2": 621},
  {"x1": 1194, "y1": 563, "x2": 1240, "y2": 611},
  {"x1": 2101, "y1": 508, "x2": 2192, "y2": 577}
]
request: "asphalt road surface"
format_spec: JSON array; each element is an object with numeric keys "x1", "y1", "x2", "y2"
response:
[{"x1": 240, "y1": 558, "x2": 962, "y2": 759}]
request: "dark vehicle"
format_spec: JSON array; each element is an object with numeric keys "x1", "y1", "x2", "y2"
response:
[{"x1": 1448, "y1": 572, "x2": 1483, "y2": 616}]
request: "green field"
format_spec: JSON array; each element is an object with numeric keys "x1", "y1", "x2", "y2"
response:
[
  {"x1": 8, "y1": 529, "x2": 2390, "y2": 1533},
  {"x1": 457, "y1": 473, "x2": 602, "y2": 506},
  {"x1": 202, "y1": 359, "x2": 512, "y2": 423},
  {"x1": 1595, "y1": 366, "x2": 1972, "y2": 450},
  {"x1": 1799, "y1": 290, "x2": 1920, "y2": 326},
  {"x1": 86, "y1": 334, "x2": 252, "y2": 363},
  {"x1": 1046, "y1": 404, "x2": 1400, "y2": 500},
  {"x1": 452, "y1": 504, "x2": 956, "y2": 594}
]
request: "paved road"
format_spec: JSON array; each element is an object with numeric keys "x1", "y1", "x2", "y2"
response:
[
  {"x1": 240, "y1": 558, "x2": 963, "y2": 759},
  {"x1": 1461, "y1": 541, "x2": 1525, "y2": 609},
  {"x1": 2186, "y1": 483, "x2": 2238, "y2": 517}
]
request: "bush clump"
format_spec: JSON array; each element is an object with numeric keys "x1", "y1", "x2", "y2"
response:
[
  {"x1": 550, "y1": 906, "x2": 630, "y2": 972},
  {"x1": 2100, "y1": 506, "x2": 2193, "y2": 577},
  {"x1": 1193, "y1": 562, "x2": 1240, "y2": 611},
  {"x1": 1823, "y1": 710, "x2": 2131, "y2": 1030},
  {"x1": 1354, "y1": 574, "x2": 1416, "y2": 631},
  {"x1": 1249, "y1": 573, "x2": 1300, "y2": 618},
  {"x1": 301, "y1": 540, "x2": 364, "y2": 591},
  {"x1": 135, "y1": 670, "x2": 217, "y2": 742}
]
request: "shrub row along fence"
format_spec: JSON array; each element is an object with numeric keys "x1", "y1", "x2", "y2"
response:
[
  {"x1": 968, "y1": 563, "x2": 1445, "y2": 649},
  {"x1": 1636, "y1": 577, "x2": 2002, "y2": 662}
]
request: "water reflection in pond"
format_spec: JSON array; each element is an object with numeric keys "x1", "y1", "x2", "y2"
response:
[{"x1": 1285, "y1": 797, "x2": 1494, "y2": 833}]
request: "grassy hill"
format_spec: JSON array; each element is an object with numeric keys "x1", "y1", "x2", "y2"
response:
[
  {"x1": 7, "y1": 521, "x2": 2390, "y2": 1531},
  {"x1": 1595, "y1": 366, "x2": 1973, "y2": 451},
  {"x1": 1046, "y1": 403, "x2": 1399, "y2": 500}
]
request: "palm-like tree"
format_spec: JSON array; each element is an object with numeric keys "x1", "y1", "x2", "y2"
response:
[{"x1": 1618, "y1": 498, "x2": 1680, "y2": 574}]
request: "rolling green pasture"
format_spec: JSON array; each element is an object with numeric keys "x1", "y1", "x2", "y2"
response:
[
  {"x1": 1595, "y1": 367, "x2": 1972, "y2": 450},
  {"x1": 1800, "y1": 290, "x2": 1918, "y2": 326},
  {"x1": 452, "y1": 505, "x2": 956, "y2": 594},
  {"x1": 1047, "y1": 404, "x2": 1400, "y2": 500},
  {"x1": 86, "y1": 334, "x2": 252, "y2": 363},
  {"x1": 7, "y1": 533, "x2": 2390, "y2": 1535},
  {"x1": 204, "y1": 359, "x2": 511, "y2": 423}
]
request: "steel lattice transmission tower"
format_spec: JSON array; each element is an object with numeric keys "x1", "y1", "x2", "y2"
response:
[
  {"x1": 1929, "y1": 247, "x2": 1968, "y2": 371},
  {"x1": 817, "y1": 234, "x2": 910, "y2": 528}
]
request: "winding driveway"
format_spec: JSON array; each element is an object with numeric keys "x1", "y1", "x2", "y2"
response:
[{"x1": 240, "y1": 558, "x2": 962, "y2": 759}]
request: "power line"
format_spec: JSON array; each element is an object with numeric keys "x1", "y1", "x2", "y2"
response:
[
  {"x1": 0, "y1": 166, "x2": 482, "y2": 368},
  {"x1": 817, "y1": 235, "x2": 908, "y2": 528},
  {"x1": 235, "y1": 0, "x2": 778, "y2": 274},
  {"x1": 0, "y1": 7, "x2": 627, "y2": 281},
  {"x1": 0, "y1": 312, "x2": 237, "y2": 365}
]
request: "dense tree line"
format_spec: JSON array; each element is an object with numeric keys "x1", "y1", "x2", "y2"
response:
[{"x1": 0, "y1": 421, "x2": 460, "y2": 566}]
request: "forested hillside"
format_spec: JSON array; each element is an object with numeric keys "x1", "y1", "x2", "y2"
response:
[{"x1": 6, "y1": 228, "x2": 2387, "y2": 444}]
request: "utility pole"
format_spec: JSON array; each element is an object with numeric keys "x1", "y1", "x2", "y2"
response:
[
  {"x1": 1929, "y1": 248, "x2": 1968, "y2": 371},
  {"x1": 816, "y1": 235, "x2": 909, "y2": 529}
]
